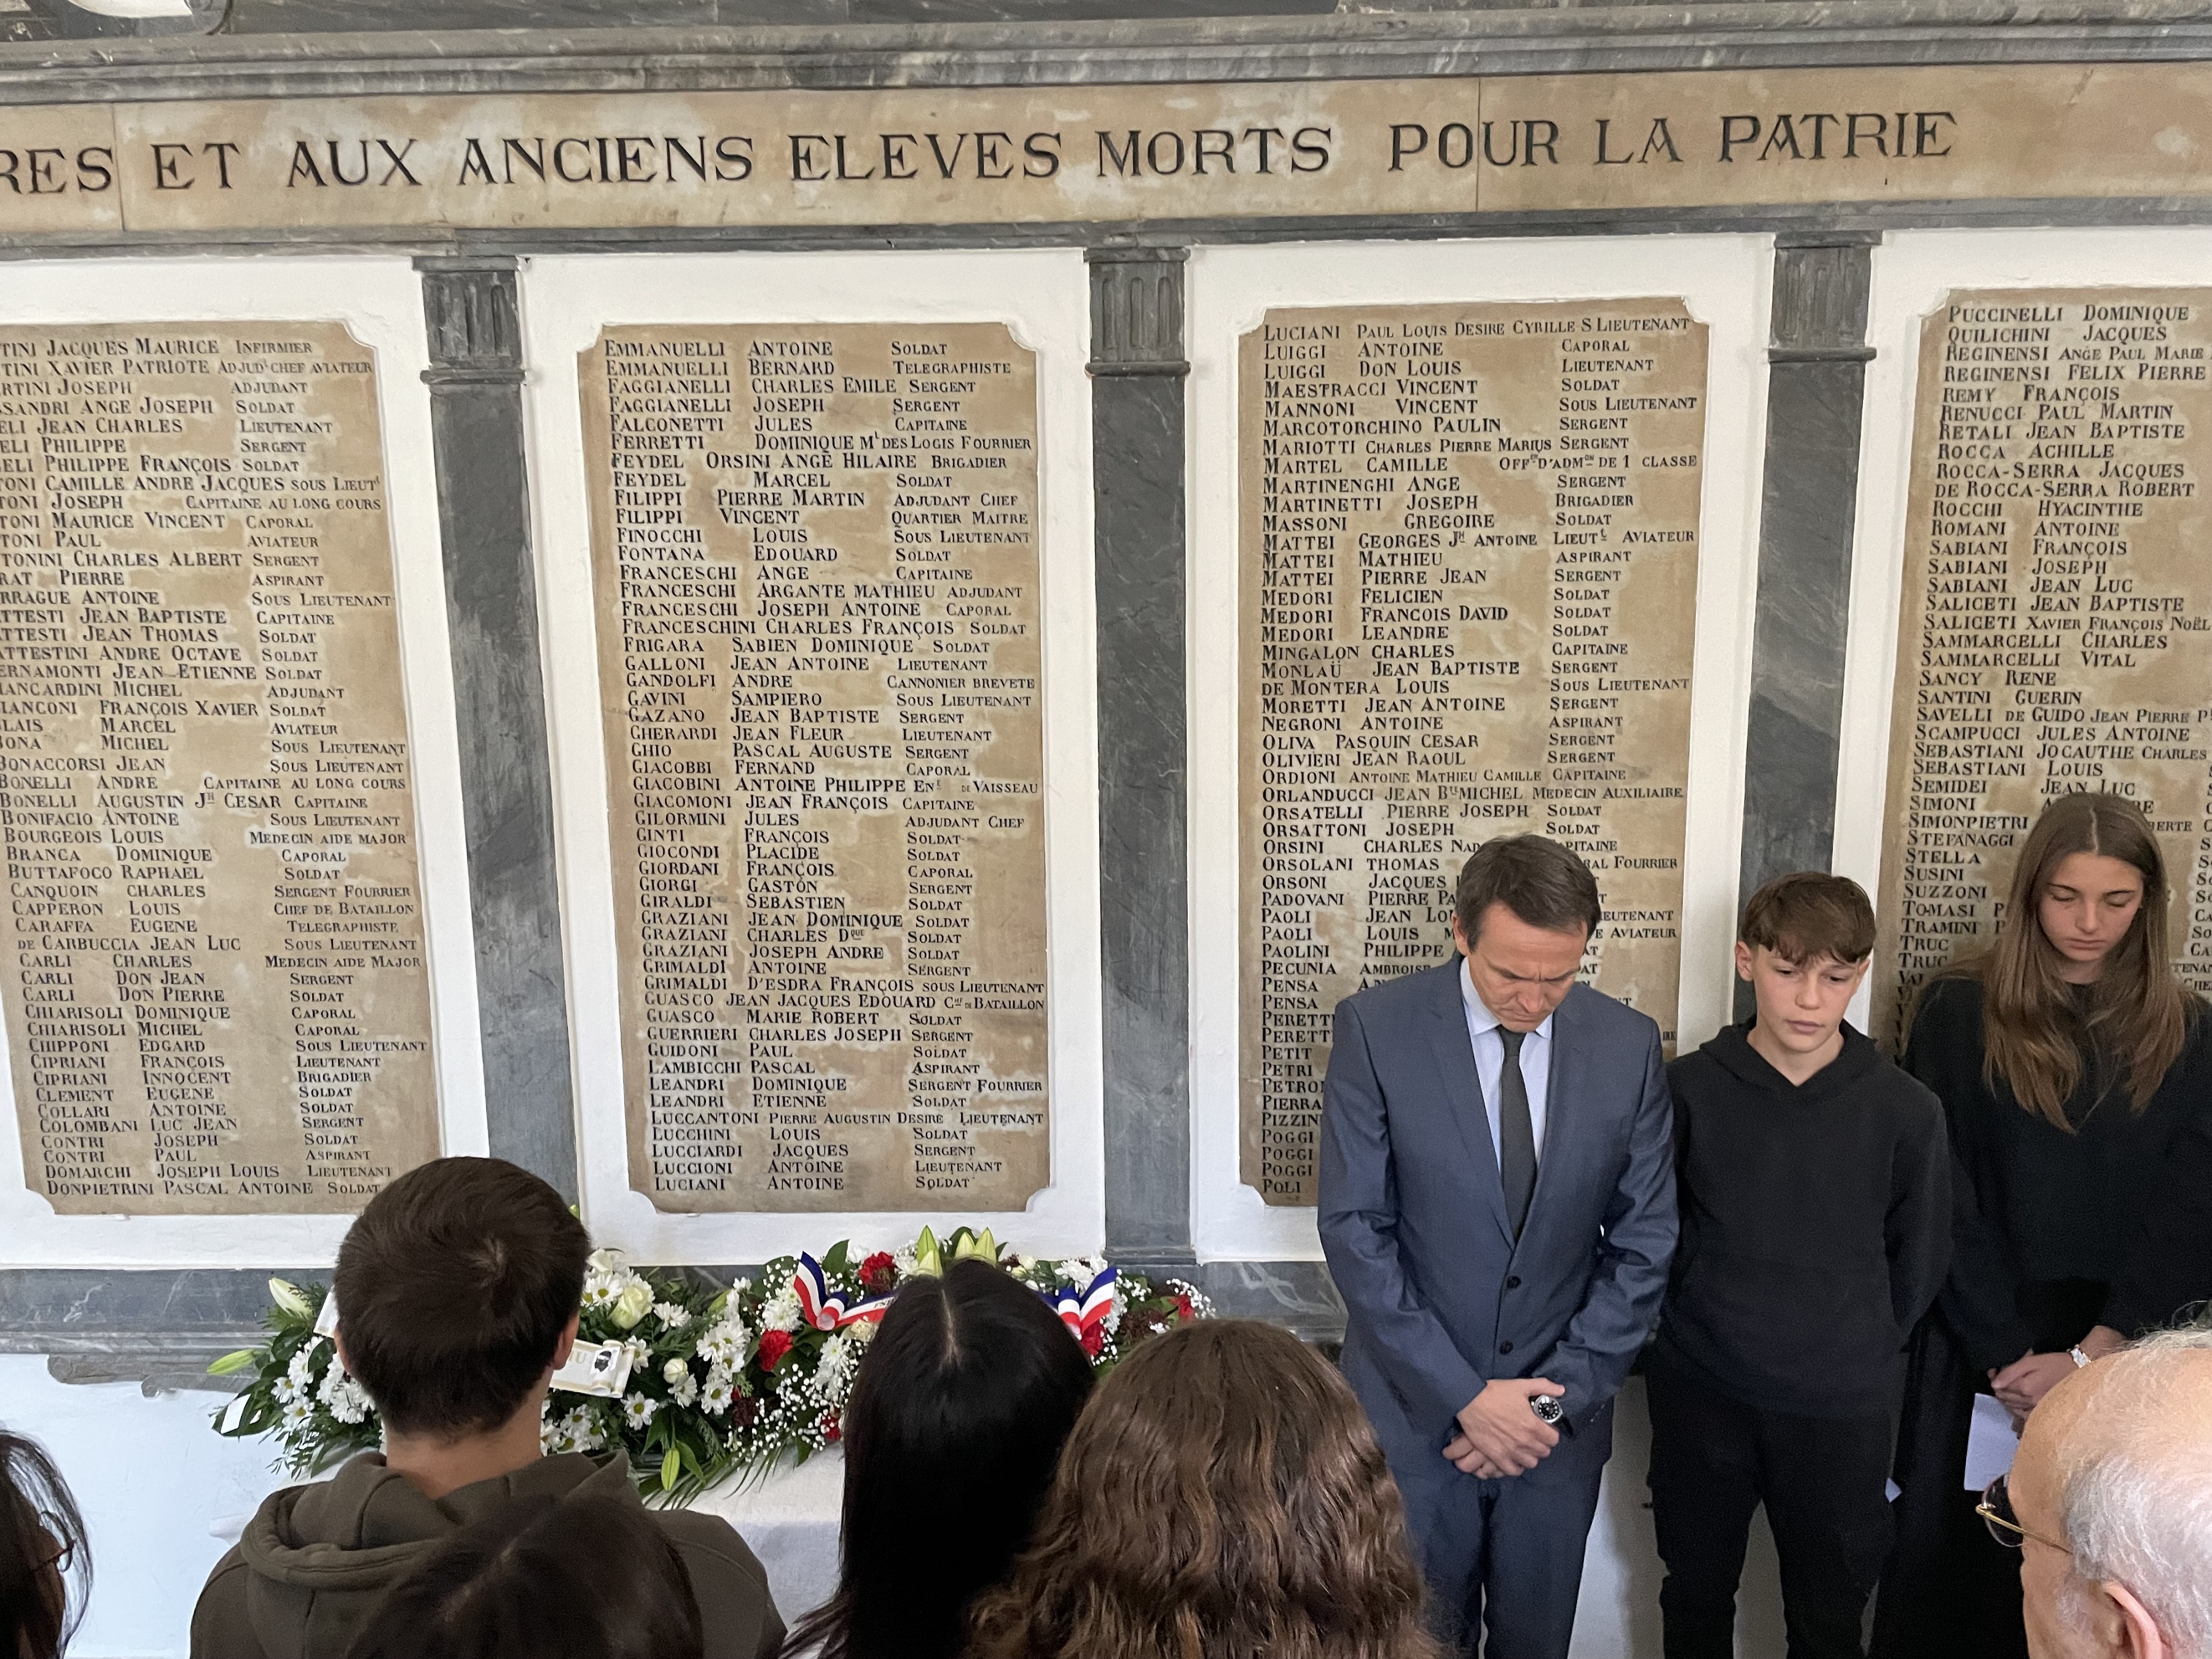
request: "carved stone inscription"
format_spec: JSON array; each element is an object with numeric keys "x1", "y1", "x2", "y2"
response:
[
  {"x1": 583, "y1": 323, "x2": 1048, "y2": 1213},
  {"x1": 1239, "y1": 300, "x2": 1705, "y2": 1204},
  {"x1": 0, "y1": 322, "x2": 439, "y2": 1214},
  {"x1": 1876, "y1": 289, "x2": 2212, "y2": 1041}
]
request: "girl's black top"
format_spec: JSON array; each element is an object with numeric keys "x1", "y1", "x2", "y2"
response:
[{"x1": 1902, "y1": 974, "x2": 2212, "y2": 1373}]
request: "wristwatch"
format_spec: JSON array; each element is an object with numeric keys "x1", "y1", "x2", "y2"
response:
[{"x1": 1530, "y1": 1394, "x2": 1565, "y2": 1426}]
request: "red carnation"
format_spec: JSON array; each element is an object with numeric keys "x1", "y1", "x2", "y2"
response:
[
  {"x1": 1080, "y1": 1325, "x2": 1105, "y2": 1358},
  {"x1": 756, "y1": 1329, "x2": 794, "y2": 1370},
  {"x1": 859, "y1": 1252, "x2": 898, "y2": 1295},
  {"x1": 823, "y1": 1413, "x2": 843, "y2": 1445},
  {"x1": 1174, "y1": 1292, "x2": 1196, "y2": 1323}
]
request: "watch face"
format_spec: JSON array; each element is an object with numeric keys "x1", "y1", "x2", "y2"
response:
[{"x1": 1531, "y1": 1395, "x2": 1564, "y2": 1425}]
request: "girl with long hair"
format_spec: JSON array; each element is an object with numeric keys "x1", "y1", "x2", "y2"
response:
[
  {"x1": 966, "y1": 1320, "x2": 1442, "y2": 1659},
  {"x1": 0, "y1": 1430, "x2": 88, "y2": 1659},
  {"x1": 781, "y1": 1258, "x2": 1094, "y2": 1659},
  {"x1": 1873, "y1": 791, "x2": 2212, "y2": 1659}
]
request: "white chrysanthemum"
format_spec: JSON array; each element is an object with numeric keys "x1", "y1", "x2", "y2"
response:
[
  {"x1": 653, "y1": 1301, "x2": 692, "y2": 1331},
  {"x1": 280, "y1": 1399, "x2": 314, "y2": 1431},
  {"x1": 892, "y1": 1246, "x2": 919, "y2": 1279},
  {"x1": 318, "y1": 1363, "x2": 372, "y2": 1426},
  {"x1": 286, "y1": 1347, "x2": 315, "y2": 1384},
  {"x1": 623, "y1": 1392, "x2": 657, "y2": 1429},
  {"x1": 620, "y1": 1336, "x2": 651, "y2": 1375},
  {"x1": 700, "y1": 1376, "x2": 734, "y2": 1416},
  {"x1": 669, "y1": 1370, "x2": 699, "y2": 1408},
  {"x1": 762, "y1": 1288, "x2": 802, "y2": 1334},
  {"x1": 696, "y1": 1316, "x2": 747, "y2": 1370},
  {"x1": 272, "y1": 1374, "x2": 302, "y2": 1407}
]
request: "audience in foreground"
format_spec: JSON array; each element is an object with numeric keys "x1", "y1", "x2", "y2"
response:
[
  {"x1": 191, "y1": 1157, "x2": 783, "y2": 1659},
  {"x1": 783, "y1": 1258, "x2": 1093, "y2": 1659},
  {"x1": 345, "y1": 1492, "x2": 702, "y2": 1659},
  {"x1": 967, "y1": 1319, "x2": 1442, "y2": 1659},
  {"x1": 2004, "y1": 1321, "x2": 2212, "y2": 1659},
  {"x1": 0, "y1": 1429, "x2": 89, "y2": 1659}
]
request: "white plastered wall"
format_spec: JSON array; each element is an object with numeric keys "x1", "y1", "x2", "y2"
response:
[
  {"x1": 1186, "y1": 236, "x2": 1775, "y2": 1261},
  {"x1": 1835, "y1": 226, "x2": 2212, "y2": 1030},
  {"x1": 0, "y1": 257, "x2": 488, "y2": 1268},
  {"x1": 521, "y1": 251, "x2": 1104, "y2": 1263}
]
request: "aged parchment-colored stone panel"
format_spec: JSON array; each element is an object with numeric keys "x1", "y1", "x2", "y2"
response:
[
  {"x1": 1874, "y1": 289, "x2": 2212, "y2": 1047},
  {"x1": 581, "y1": 322, "x2": 1049, "y2": 1212},
  {"x1": 0, "y1": 65, "x2": 2195, "y2": 237},
  {"x1": 0, "y1": 321, "x2": 441, "y2": 1214},
  {"x1": 1238, "y1": 300, "x2": 1704, "y2": 1206}
]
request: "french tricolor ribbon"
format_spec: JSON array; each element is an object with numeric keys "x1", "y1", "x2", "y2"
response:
[
  {"x1": 793, "y1": 1254, "x2": 894, "y2": 1332},
  {"x1": 1044, "y1": 1266, "x2": 1118, "y2": 1342}
]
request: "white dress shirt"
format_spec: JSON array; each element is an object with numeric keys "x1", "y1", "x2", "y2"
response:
[{"x1": 1459, "y1": 955, "x2": 1552, "y2": 1167}]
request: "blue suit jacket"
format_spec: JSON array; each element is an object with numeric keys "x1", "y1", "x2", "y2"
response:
[{"x1": 1318, "y1": 964, "x2": 1677, "y2": 1464}]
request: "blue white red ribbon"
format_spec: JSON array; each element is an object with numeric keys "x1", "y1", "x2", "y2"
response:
[
  {"x1": 793, "y1": 1254, "x2": 894, "y2": 1331},
  {"x1": 1044, "y1": 1266, "x2": 1118, "y2": 1343}
]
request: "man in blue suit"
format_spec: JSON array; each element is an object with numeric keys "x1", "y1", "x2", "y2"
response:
[{"x1": 1320, "y1": 833, "x2": 1677, "y2": 1659}]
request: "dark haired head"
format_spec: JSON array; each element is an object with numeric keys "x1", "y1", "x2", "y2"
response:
[
  {"x1": 968, "y1": 1320, "x2": 1441, "y2": 1659},
  {"x1": 1453, "y1": 835, "x2": 1601, "y2": 945},
  {"x1": 344, "y1": 1493, "x2": 701, "y2": 1659},
  {"x1": 784, "y1": 1257, "x2": 1094, "y2": 1659},
  {"x1": 1738, "y1": 871, "x2": 1876, "y2": 966},
  {"x1": 0, "y1": 1430, "x2": 88, "y2": 1659},
  {"x1": 335, "y1": 1156, "x2": 590, "y2": 1437}
]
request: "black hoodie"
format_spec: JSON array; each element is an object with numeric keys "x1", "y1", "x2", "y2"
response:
[{"x1": 1657, "y1": 1020, "x2": 1951, "y2": 1417}]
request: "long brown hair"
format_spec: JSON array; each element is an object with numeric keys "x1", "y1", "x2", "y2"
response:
[
  {"x1": 965, "y1": 1321, "x2": 1441, "y2": 1659},
  {"x1": 1940, "y1": 791, "x2": 2193, "y2": 1129}
]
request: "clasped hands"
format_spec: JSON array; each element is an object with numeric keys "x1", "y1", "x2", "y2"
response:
[
  {"x1": 1443, "y1": 1376, "x2": 1562, "y2": 1478},
  {"x1": 1989, "y1": 1323, "x2": 2124, "y2": 1430}
]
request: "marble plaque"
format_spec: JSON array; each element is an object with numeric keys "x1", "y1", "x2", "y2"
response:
[
  {"x1": 1874, "y1": 289, "x2": 2212, "y2": 1043},
  {"x1": 0, "y1": 321, "x2": 440, "y2": 1214},
  {"x1": 582, "y1": 323, "x2": 1049, "y2": 1213},
  {"x1": 9, "y1": 66, "x2": 2212, "y2": 237},
  {"x1": 1238, "y1": 300, "x2": 1705, "y2": 1204}
]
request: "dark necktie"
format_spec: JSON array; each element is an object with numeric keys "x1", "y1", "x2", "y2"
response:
[{"x1": 1497, "y1": 1027, "x2": 1537, "y2": 1239}]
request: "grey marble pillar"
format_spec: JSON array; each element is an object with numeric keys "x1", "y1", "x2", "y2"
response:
[
  {"x1": 417, "y1": 256, "x2": 580, "y2": 1199},
  {"x1": 1089, "y1": 246, "x2": 1194, "y2": 1271},
  {"x1": 1733, "y1": 232, "x2": 1880, "y2": 1019}
]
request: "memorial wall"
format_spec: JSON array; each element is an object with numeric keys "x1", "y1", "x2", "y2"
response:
[
  {"x1": 2, "y1": 53, "x2": 2211, "y2": 1284},
  {"x1": 1236, "y1": 299, "x2": 1704, "y2": 1206},
  {"x1": 0, "y1": 319, "x2": 439, "y2": 1217},
  {"x1": 1872, "y1": 282, "x2": 2212, "y2": 1040},
  {"x1": 579, "y1": 320, "x2": 1051, "y2": 1215}
]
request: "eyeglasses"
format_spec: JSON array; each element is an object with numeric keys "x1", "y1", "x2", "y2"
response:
[{"x1": 1977, "y1": 1475, "x2": 2071, "y2": 1555}]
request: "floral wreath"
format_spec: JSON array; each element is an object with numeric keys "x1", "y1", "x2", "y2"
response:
[{"x1": 212, "y1": 1226, "x2": 1210, "y2": 1505}]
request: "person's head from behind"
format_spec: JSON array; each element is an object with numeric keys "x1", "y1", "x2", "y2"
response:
[
  {"x1": 790, "y1": 1257, "x2": 1094, "y2": 1659},
  {"x1": 1450, "y1": 834, "x2": 1601, "y2": 1033},
  {"x1": 0, "y1": 1431, "x2": 87, "y2": 1659},
  {"x1": 2008, "y1": 1321, "x2": 2212, "y2": 1659},
  {"x1": 344, "y1": 1493, "x2": 701, "y2": 1659},
  {"x1": 1734, "y1": 871, "x2": 1875, "y2": 1064},
  {"x1": 1979, "y1": 791, "x2": 2190, "y2": 1129},
  {"x1": 334, "y1": 1157, "x2": 589, "y2": 1442},
  {"x1": 968, "y1": 1319, "x2": 1440, "y2": 1659}
]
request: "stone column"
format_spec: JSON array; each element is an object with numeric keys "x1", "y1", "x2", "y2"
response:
[
  {"x1": 416, "y1": 256, "x2": 579, "y2": 1198},
  {"x1": 1735, "y1": 232, "x2": 1879, "y2": 1016},
  {"x1": 1088, "y1": 245, "x2": 1194, "y2": 1270}
]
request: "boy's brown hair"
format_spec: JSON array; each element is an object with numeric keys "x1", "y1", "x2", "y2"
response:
[
  {"x1": 1738, "y1": 871, "x2": 1876, "y2": 967},
  {"x1": 334, "y1": 1156, "x2": 589, "y2": 1437}
]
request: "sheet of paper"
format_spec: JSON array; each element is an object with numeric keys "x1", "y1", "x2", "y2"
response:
[{"x1": 1964, "y1": 1392, "x2": 2021, "y2": 1490}]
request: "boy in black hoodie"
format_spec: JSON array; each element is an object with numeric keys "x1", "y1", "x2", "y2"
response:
[{"x1": 1649, "y1": 873, "x2": 1948, "y2": 1659}]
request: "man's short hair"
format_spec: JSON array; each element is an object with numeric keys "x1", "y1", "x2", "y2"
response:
[
  {"x1": 1454, "y1": 836, "x2": 1601, "y2": 944},
  {"x1": 1738, "y1": 871, "x2": 1876, "y2": 966},
  {"x1": 2059, "y1": 1320, "x2": 2212, "y2": 1657},
  {"x1": 335, "y1": 1157, "x2": 589, "y2": 1438}
]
